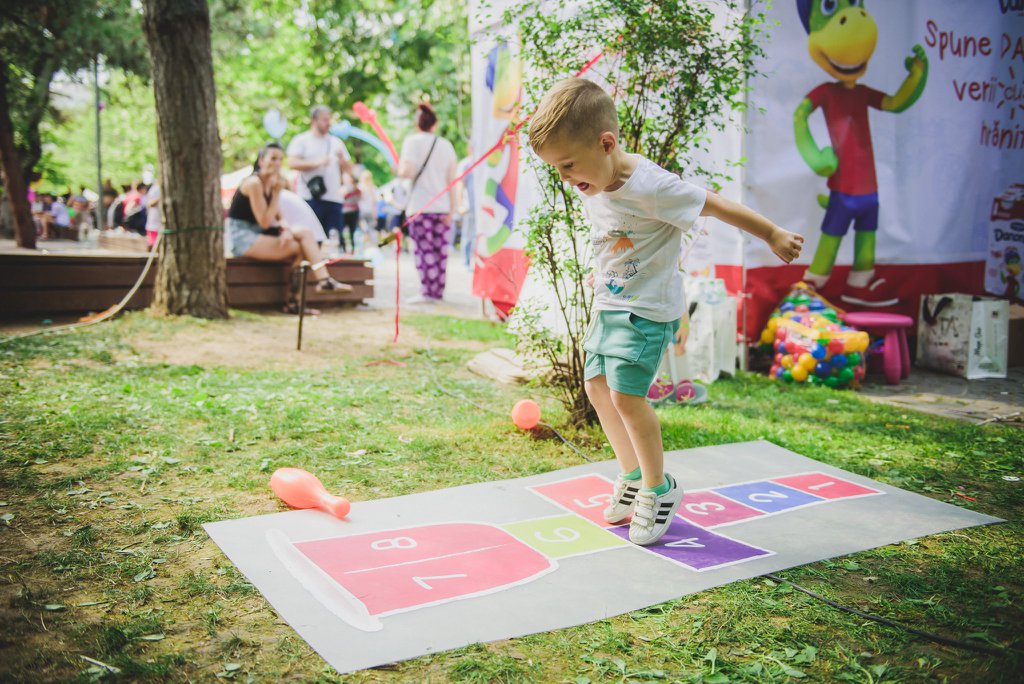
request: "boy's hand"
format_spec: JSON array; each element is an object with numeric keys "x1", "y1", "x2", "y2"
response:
[
  {"x1": 586, "y1": 272, "x2": 595, "y2": 289},
  {"x1": 769, "y1": 229, "x2": 804, "y2": 263}
]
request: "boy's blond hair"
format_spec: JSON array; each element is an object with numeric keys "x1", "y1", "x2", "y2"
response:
[{"x1": 528, "y1": 78, "x2": 619, "y2": 151}]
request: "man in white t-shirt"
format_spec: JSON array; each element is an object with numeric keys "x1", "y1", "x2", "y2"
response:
[{"x1": 287, "y1": 105, "x2": 353, "y2": 244}]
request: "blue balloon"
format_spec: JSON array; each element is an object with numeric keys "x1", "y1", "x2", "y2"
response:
[
  {"x1": 778, "y1": 342, "x2": 787, "y2": 355},
  {"x1": 330, "y1": 121, "x2": 398, "y2": 166},
  {"x1": 815, "y1": 361, "x2": 832, "y2": 377},
  {"x1": 780, "y1": 302, "x2": 795, "y2": 313},
  {"x1": 811, "y1": 343, "x2": 827, "y2": 360},
  {"x1": 776, "y1": 367, "x2": 785, "y2": 378},
  {"x1": 831, "y1": 353, "x2": 848, "y2": 368},
  {"x1": 809, "y1": 300, "x2": 826, "y2": 311}
]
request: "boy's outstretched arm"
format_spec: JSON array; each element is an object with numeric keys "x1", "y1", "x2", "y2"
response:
[{"x1": 701, "y1": 192, "x2": 804, "y2": 263}]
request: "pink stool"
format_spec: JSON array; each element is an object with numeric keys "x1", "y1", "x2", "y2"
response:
[{"x1": 842, "y1": 312, "x2": 914, "y2": 386}]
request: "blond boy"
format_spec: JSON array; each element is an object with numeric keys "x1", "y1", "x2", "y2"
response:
[{"x1": 529, "y1": 78, "x2": 804, "y2": 545}]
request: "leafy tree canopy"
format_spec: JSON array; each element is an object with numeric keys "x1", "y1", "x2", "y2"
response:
[{"x1": 34, "y1": 0, "x2": 470, "y2": 192}]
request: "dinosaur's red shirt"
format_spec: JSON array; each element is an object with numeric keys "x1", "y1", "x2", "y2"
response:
[{"x1": 807, "y1": 83, "x2": 885, "y2": 196}]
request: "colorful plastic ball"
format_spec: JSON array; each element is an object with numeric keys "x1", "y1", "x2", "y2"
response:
[
  {"x1": 767, "y1": 317, "x2": 779, "y2": 332},
  {"x1": 791, "y1": 365, "x2": 809, "y2": 382},
  {"x1": 815, "y1": 361, "x2": 832, "y2": 377},
  {"x1": 780, "y1": 302, "x2": 795, "y2": 313},
  {"x1": 782, "y1": 369, "x2": 793, "y2": 382},
  {"x1": 511, "y1": 400, "x2": 541, "y2": 430},
  {"x1": 807, "y1": 375, "x2": 821, "y2": 385},
  {"x1": 809, "y1": 300, "x2": 826, "y2": 311},
  {"x1": 799, "y1": 353, "x2": 817, "y2": 370},
  {"x1": 760, "y1": 329, "x2": 773, "y2": 345},
  {"x1": 796, "y1": 304, "x2": 810, "y2": 313},
  {"x1": 853, "y1": 365, "x2": 866, "y2": 380},
  {"x1": 831, "y1": 353, "x2": 848, "y2": 368},
  {"x1": 781, "y1": 354, "x2": 794, "y2": 369},
  {"x1": 812, "y1": 343, "x2": 827, "y2": 360},
  {"x1": 776, "y1": 367, "x2": 786, "y2": 379},
  {"x1": 838, "y1": 367, "x2": 855, "y2": 384},
  {"x1": 774, "y1": 353, "x2": 783, "y2": 364},
  {"x1": 824, "y1": 375, "x2": 840, "y2": 388},
  {"x1": 778, "y1": 342, "x2": 788, "y2": 356},
  {"x1": 827, "y1": 338, "x2": 845, "y2": 355},
  {"x1": 847, "y1": 352, "x2": 861, "y2": 366},
  {"x1": 777, "y1": 327, "x2": 789, "y2": 340}
]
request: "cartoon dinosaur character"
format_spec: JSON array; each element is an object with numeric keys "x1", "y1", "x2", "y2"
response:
[
  {"x1": 793, "y1": 0, "x2": 928, "y2": 307},
  {"x1": 623, "y1": 258, "x2": 640, "y2": 279}
]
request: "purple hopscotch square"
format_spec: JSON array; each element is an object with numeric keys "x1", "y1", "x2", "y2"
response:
[
  {"x1": 608, "y1": 518, "x2": 772, "y2": 571},
  {"x1": 714, "y1": 481, "x2": 824, "y2": 514}
]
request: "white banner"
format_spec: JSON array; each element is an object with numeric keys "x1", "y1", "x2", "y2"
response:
[{"x1": 745, "y1": 1, "x2": 1022, "y2": 274}]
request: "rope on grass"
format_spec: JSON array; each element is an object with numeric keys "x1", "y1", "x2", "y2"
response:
[
  {"x1": 0, "y1": 232, "x2": 162, "y2": 344},
  {"x1": 763, "y1": 573, "x2": 1008, "y2": 657}
]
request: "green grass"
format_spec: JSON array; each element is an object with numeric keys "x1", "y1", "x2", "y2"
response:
[{"x1": 0, "y1": 311, "x2": 1021, "y2": 683}]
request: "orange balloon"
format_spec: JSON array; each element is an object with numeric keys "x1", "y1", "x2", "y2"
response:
[{"x1": 511, "y1": 399, "x2": 541, "y2": 430}]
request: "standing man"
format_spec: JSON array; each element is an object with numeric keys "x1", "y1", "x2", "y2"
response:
[{"x1": 287, "y1": 105, "x2": 353, "y2": 246}]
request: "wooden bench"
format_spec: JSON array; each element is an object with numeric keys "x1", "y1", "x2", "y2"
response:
[{"x1": 0, "y1": 252, "x2": 373, "y2": 316}]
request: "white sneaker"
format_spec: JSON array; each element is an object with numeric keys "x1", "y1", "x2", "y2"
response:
[
  {"x1": 629, "y1": 474, "x2": 684, "y2": 546},
  {"x1": 603, "y1": 473, "x2": 642, "y2": 524}
]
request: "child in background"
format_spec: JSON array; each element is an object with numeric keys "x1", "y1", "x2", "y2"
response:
[
  {"x1": 357, "y1": 170, "x2": 380, "y2": 247},
  {"x1": 340, "y1": 172, "x2": 361, "y2": 254},
  {"x1": 529, "y1": 78, "x2": 804, "y2": 546}
]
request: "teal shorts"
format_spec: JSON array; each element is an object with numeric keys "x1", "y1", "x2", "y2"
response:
[{"x1": 583, "y1": 311, "x2": 678, "y2": 396}]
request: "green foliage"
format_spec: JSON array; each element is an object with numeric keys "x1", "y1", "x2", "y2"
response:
[
  {"x1": 505, "y1": 0, "x2": 766, "y2": 425},
  {"x1": 37, "y1": 0, "x2": 471, "y2": 190},
  {"x1": 0, "y1": 1, "x2": 148, "y2": 183}
]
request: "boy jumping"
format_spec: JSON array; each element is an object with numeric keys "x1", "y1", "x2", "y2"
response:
[{"x1": 529, "y1": 78, "x2": 804, "y2": 546}]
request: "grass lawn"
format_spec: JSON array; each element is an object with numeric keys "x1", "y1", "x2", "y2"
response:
[{"x1": 0, "y1": 310, "x2": 1021, "y2": 683}]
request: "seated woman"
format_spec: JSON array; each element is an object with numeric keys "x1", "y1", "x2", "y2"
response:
[{"x1": 227, "y1": 142, "x2": 351, "y2": 313}]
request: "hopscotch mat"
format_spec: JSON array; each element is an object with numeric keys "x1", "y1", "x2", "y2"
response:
[{"x1": 204, "y1": 441, "x2": 1002, "y2": 675}]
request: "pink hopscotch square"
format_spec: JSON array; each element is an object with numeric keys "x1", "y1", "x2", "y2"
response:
[
  {"x1": 771, "y1": 472, "x2": 882, "y2": 500},
  {"x1": 676, "y1": 490, "x2": 766, "y2": 528},
  {"x1": 529, "y1": 475, "x2": 617, "y2": 527}
]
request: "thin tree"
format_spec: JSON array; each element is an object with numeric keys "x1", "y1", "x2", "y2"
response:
[
  {"x1": 0, "y1": 1, "x2": 147, "y2": 248},
  {"x1": 143, "y1": 0, "x2": 227, "y2": 318}
]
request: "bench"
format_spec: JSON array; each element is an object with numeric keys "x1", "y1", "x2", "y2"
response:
[{"x1": 0, "y1": 253, "x2": 373, "y2": 316}]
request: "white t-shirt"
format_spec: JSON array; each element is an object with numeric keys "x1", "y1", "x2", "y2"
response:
[
  {"x1": 581, "y1": 156, "x2": 707, "y2": 323},
  {"x1": 145, "y1": 183, "x2": 162, "y2": 232},
  {"x1": 400, "y1": 132, "x2": 457, "y2": 215},
  {"x1": 286, "y1": 130, "x2": 350, "y2": 204}
]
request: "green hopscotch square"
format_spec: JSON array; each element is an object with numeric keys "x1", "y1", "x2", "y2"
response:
[{"x1": 501, "y1": 513, "x2": 630, "y2": 559}]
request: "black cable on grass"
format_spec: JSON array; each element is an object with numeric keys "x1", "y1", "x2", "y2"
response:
[
  {"x1": 423, "y1": 344, "x2": 594, "y2": 462},
  {"x1": 420, "y1": 343, "x2": 1004, "y2": 657},
  {"x1": 763, "y1": 573, "x2": 1007, "y2": 657}
]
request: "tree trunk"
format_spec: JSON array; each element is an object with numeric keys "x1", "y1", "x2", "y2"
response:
[
  {"x1": 0, "y1": 63, "x2": 37, "y2": 250},
  {"x1": 143, "y1": 0, "x2": 227, "y2": 318}
]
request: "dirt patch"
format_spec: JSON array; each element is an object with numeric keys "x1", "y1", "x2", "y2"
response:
[{"x1": 126, "y1": 309, "x2": 430, "y2": 370}]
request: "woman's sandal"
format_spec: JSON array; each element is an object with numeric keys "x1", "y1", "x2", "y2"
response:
[{"x1": 315, "y1": 276, "x2": 353, "y2": 293}]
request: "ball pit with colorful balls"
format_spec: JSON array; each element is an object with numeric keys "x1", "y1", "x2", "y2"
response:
[{"x1": 761, "y1": 288, "x2": 868, "y2": 389}]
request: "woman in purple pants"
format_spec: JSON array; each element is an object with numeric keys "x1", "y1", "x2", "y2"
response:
[{"x1": 398, "y1": 103, "x2": 458, "y2": 304}]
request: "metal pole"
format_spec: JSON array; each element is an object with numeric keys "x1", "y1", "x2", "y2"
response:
[
  {"x1": 93, "y1": 56, "x2": 103, "y2": 232},
  {"x1": 297, "y1": 261, "x2": 310, "y2": 350}
]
